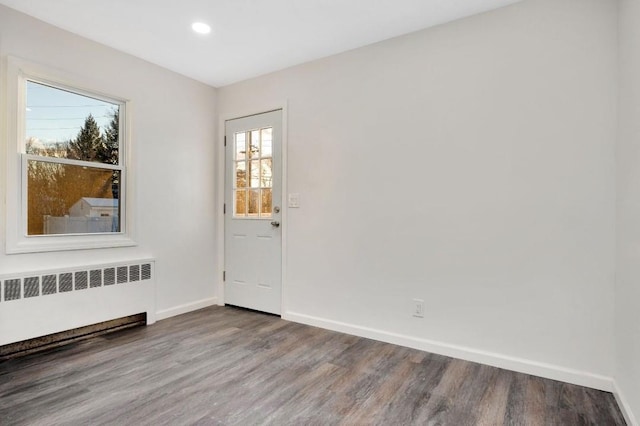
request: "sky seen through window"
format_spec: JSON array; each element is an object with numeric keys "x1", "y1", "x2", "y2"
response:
[{"x1": 26, "y1": 81, "x2": 116, "y2": 146}]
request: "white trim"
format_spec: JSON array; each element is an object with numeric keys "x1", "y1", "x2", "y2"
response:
[
  {"x1": 284, "y1": 311, "x2": 615, "y2": 392},
  {"x1": 7, "y1": 237, "x2": 137, "y2": 254},
  {"x1": 216, "y1": 102, "x2": 289, "y2": 315},
  {"x1": 613, "y1": 380, "x2": 639, "y2": 426},
  {"x1": 155, "y1": 297, "x2": 219, "y2": 321},
  {"x1": 3, "y1": 55, "x2": 136, "y2": 253},
  {"x1": 216, "y1": 118, "x2": 225, "y2": 304},
  {"x1": 280, "y1": 105, "x2": 289, "y2": 315}
]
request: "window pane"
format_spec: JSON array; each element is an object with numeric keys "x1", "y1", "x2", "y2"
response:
[
  {"x1": 261, "y1": 189, "x2": 272, "y2": 216},
  {"x1": 261, "y1": 128, "x2": 272, "y2": 157},
  {"x1": 248, "y1": 189, "x2": 259, "y2": 216},
  {"x1": 235, "y1": 189, "x2": 246, "y2": 216},
  {"x1": 235, "y1": 161, "x2": 246, "y2": 188},
  {"x1": 28, "y1": 160, "x2": 120, "y2": 235},
  {"x1": 249, "y1": 130, "x2": 260, "y2": 159},
  {"x1": 261, "y1": 159, "x2": 272, "y2": 188},
  {"x1": 235, "y1": 132, "x2": 246, "y2": 161},
  {"x1": 26, "y1": 81, "x2": 120, "y2": 165},
  {"x1": 249, "y1": 160, "x2": 260, "y2": 188}
]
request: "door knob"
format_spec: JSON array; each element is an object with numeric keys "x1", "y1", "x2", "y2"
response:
[{"x1": 270, "y1": 221, "x2": 280, "y2": 227}]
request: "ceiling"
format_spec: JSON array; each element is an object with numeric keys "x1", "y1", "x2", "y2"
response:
[{"x1": 0, "y1": 0, "x2": 520, "y2": 87}]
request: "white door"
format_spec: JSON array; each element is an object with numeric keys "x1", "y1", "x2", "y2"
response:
[{"x1": 224, "y1": 110, "x2": 282, "y2": 315}]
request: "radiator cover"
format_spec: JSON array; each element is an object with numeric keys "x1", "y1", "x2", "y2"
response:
[{"x1": 0, "y1": 259, "x2": 156, "y2": 346}]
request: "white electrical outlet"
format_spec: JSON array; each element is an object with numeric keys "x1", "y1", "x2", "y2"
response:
[{"x1": 413, "y1": 299, "x2": 424, "y2": 318}]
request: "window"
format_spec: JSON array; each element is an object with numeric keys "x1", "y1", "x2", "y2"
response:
[
  {"x1": 233, "y1": 127, "x2": 273, "y2": 218},
  {"x1": 25, "y1": 81, "x2": 122, "y2": 236},
  {"x1": 4, "y1": 57, "x2": 134, "y2": 253}
]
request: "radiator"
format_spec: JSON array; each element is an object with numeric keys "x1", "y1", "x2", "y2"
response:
[{"x1": 0, "y1": 259, "x2": 156, "y2": 346}]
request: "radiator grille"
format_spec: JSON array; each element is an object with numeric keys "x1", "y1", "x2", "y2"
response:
[
  {"x1": 59, "y1": 273, "x2": 73, "y2": 293},
  {"x1": 1, "y1": 262, "x2": 153, "y2": 302},
  {"x1": 141, "y1": 264, "x2": 152, "y2": 281},
  {"x1": 104, "y1": 268, "x2": 116, "y2": 286},
  {"x1": 129, "y1": 265, "x2": 140, "y2": 282},
  {"x1": 117, "y1": 266, "x2": 128, "y2": 284},
  {"x1": 90, "y1": 270, "x2": 102, "y2": 288},
  {"x1": 5, "y1": 279, "x2": 21, "y2": 301},
  {"x1": 74, "y1": 271, "x2": 88, "y2": 290},
  {"x1": 42, "y1": 275, "x2": 57, "y2": 295},
  {"x1": 24, "y1": 277, "x2": 40, "y2": 298}
]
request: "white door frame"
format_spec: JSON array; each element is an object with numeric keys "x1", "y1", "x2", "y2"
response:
[{"x1": 216, "y1": 102, "x2": 288, "y2": 314}]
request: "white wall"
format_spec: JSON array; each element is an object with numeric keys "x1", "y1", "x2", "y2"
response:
[
  {"x1": 2, "y1": 0, "x2": 632, "y2": 417},
  {"x1": 616, "y1": 0, "x2": 640, "y2": 423},
  {"x1": 218, "y1": 0, "x2": 618, "y2": 389},
  {"x1": 0, "y1": 6, "x2": 218, "y2": 319}
]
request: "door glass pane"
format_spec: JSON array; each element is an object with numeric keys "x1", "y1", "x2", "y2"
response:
[
  {"x1": 231, "y1": 125, "x2": 276, "y2": 219},
  {"x1": 235, "y1": 132, "x2": 246, "y2": 161},
  {"x1": 235, "y1": 189, "x2": 246, "y2": 215},
  {"x1": 261, "y1": 189, "x2": 272, "y2": 216},
  {"x1": 249, "y1": 130, "x2": 260, "y2": 159},
  {"x1": 235, "y1": 161, "x2": 246, "y2": 188},
  {"x1": 261, "y1": 159, "x2": 272, "y2": 188},
  {"x1": 261, "y1": 128, "x2": 272, "y2": 157},
  {"x1": 249, "y1": 160, "x2": 260, "y2": 188},
  {"x1": 248, "y1": 189, "x2": 259, "y2": 216},
  {"x1": 27, "y1": 159, "x2": 120, "y2": 235}
]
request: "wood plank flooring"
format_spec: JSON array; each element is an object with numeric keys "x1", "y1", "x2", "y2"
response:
[{"x1": 0, "y1": 306, "x2": 626, "y2": 425}]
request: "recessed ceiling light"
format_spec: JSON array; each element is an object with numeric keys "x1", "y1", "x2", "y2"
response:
[{"x1": 192, "y1": 22, "x2": 211, "y2": 35}]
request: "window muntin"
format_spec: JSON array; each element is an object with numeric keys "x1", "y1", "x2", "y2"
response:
[
  {"x1": 23, "y1": 79, "x2": 124, "y2": 236},
  {"x1": 233, "y1": 127, "x2": 273, "y2": 218}
]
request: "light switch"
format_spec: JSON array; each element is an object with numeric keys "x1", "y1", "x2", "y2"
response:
[{"x1": 288, "y1": 193, "x2": 300, "y2": 208}]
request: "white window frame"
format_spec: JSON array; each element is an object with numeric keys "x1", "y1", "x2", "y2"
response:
[{"x1": 3, "y1": 56, "x2": 136, "y2": 253}]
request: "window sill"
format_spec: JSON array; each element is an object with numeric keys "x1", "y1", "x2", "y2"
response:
[{"x1": 6, "y1": 234, "x2": 137, "y2": 254}]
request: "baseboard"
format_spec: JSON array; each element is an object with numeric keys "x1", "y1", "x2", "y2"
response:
[
  {"x1": 284, "y1": 311, "x2": 614, "y2": 392},
  {"x1": 613, "y1": 381, "x2": 639, "y2": 426},
  {"x1": 156, "y1": 297, "x2": 218, "y2": 321}
]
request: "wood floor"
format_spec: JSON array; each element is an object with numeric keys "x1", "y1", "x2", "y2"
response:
[{"x1": 0, "y1": 306, "x2": 626, "y2": 426}]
